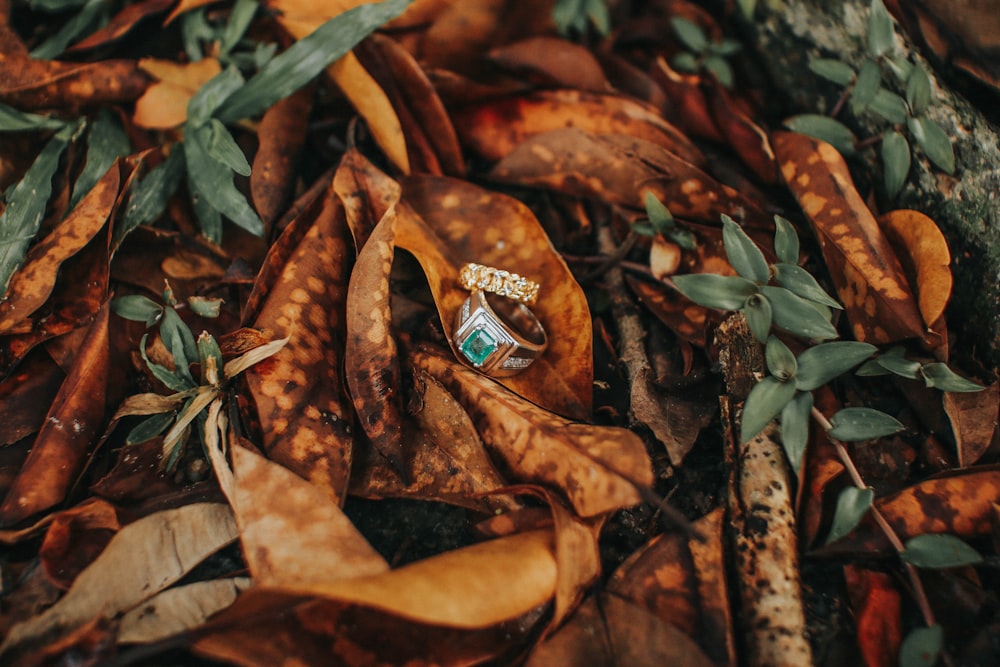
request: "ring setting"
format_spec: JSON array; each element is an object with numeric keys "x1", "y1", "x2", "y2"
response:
[
  {"x1": 453, "y1": 264, "x2": 547, "y2": 377},
  {"x1": 459, "y1": 262, "x2": 540, "y2": 304}
]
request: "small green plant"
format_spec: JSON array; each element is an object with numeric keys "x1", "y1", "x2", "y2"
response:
[
  {"x1": 669, "y1": 17, "x2": 742, "y2": 88},
  {"x1": 786, "y1": 0, "x2": 955, "y2": 199},
  {"x1": 551, "y1": 0, "x2": 610, "y2": 37},
  {"x1": 633, "y1": 192, "x2": 698, "y2": 250},
  {"x1": 670, "y1": 211, "x2": 985, "y2": 665},
  {"x1": 112, "y1": 283, "x2": 285, "y2": 471}
]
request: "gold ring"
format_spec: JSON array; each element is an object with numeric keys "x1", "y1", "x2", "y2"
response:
[
  {"x1": 459, "y1": 262, "x2": 540, "y2": 305},
  {"x1": 453, "y1": 290, "x2": 547, "y2": 376}
]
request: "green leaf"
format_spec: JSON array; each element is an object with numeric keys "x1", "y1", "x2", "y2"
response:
[
  {"x1": 70, "y1": 109, "x2": 131, "y2": 210},
  {"x1": 902, "y1": 534, "x2": 983, "y2": 569},
  {"x1": 184, "y1": 124, "x2": 263, "y2": 237},
  {"x1": 188, "y1": 66, "x2": 246, "y2": 126},
  {"x1": 828, "y1": 407, "x2": 904, "y2": 441},
  {"x1": 112, "y1": 295, "x2": 163, "y2": 326},
  {"x1": 772, "y1": 216, "x2": 799, "y2": 265},
  {"x1": 198, "y1": 332, "x2": 224, "y2": 385},
  {"x1": 826, "y1": 486, "x2": 873, "y2": 544},
  {"x1": 0, "y1": 121, "x2": 78, "y2": 296},
  {"x1": 584, "y1": 0, "x2": 610, "y2": 35},
  {"x1": 711, "y1": 39, "x2": 742, "y2": 58},
  {"x1": 722, "y1": 215, "x2": 769, "y2": 283},
  {"x1": 868, "y1": 0, "x2": 895, "y2": 58},
  {"x1": 741, "y1": 375, "x2": 797, "y2": 443},
  {"x1": 140, "y1": 334, "x2": 196, "y2": 392},
  {"x1": 671, "y1": 52, "x2": 699, "y2": 74},
  {"x1": 870, "y1": 349, "x2": 923, "y2": 379},
  {"x1": 189, "y1": 171, "x2": 224, "y2": 244},
  {"x1": 216, "y1": 0, "x2": 412, "y2": 123},
  {"x1": 765, "y1": 335, "x2": 797, "y2": 381},
  {"x1": 703, "y1": 55, "x2": 734, "y2": 88},
  {"x1": 205, "y1": 119, "x2": 251, "y2": 177},
  {"x1": 784, "y1": 114, "x2": 856, "y2": 155},
  {"x1": 644, "y1": 191, "x2": 674, "y2": 234},
  {"x1": 743, "y1": 294, "x2": 773, "y2": 342},
  {"x1": 219, "y1": 0, "x2": 258, "y2": 55},
  {"x1": 181, "y1": 8, "x2": 213, "y2": 62},
  {"x1": 187, "y1": 296, "x2": 223, "y2": 318},
  {"x1": 868, "y1": 89, "x2": 908, "y2": 124},
  {"x1": 0, "y1": 103, "x2": 65, "y2": 132},
  {"x1": 920, "y1": 362, "x2": 985, "y2": 392},
  {"x1": 851, "y1": 60, "x2": 882, "y2": 114},
  {"x1": 670, "y1": 17, "x2": 708, "y2": 53},
  {"x1": 855, "y1": 359, "x2": 891, "y2": 376},
  {"x1": 809, "y1": 58, "x2": 855, "y2": 86},
  {"x1": 115, "y1": 148, "x2": 185, "y2": 245},
  {"x1": 760, "y1": 285, "x2": 839, "y2": 340},
  {"x1": 160, "y1": 307, "x2": 198, "y2": 385},
  {"x1": 780, "y1": 390, "x2": 813, "y2": 472},
  {"x1": 906, "y1": 63, "x2": 932, "y2": 116},
  {"x1": 667, "y1": 226, "x2": 698, "y2": 251},
  {"x1": 126, "y1": 411, "x2": 177, "y2": 445},
  {"x1": 29, "y1": 0, "x2": 106, "y2": 59},
  {"x1": 881, "y1": 130, "x2": 911, "y2": 199},
  {"x1": 794, "y1": 342, "x2": 877, "y2": 391},
  {"x1": 908, "y1": 116, "x2": 955, "y2": 174},
  {"x1": 885, "y1": 55, "x2": 914, "y2": 84},
  {"x1": 672, "y1": 274, "x2": 759, "y2": 311},
  {"x1": 899, "y1": 626, "x2": 943, "y2": 667},
  {"x1": 737, "y1": 0, "x2": 756, "y2": 20},
  {"x1": 772, "y1": 263, "x2": 842, "y2": 309}
]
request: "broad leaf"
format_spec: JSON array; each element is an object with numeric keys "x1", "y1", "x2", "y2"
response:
[
  {"x1": 868, "y1": 89, "x2": 908, "y2": 123},
  {"x1": 868, "y1": 0, "x2": 894, "y2": 57},
  {"x1": 743, "y1": 294, "x2": 772, "y2": 342},
  {"x1": 794, "y1": 341, "x2": 877, "y2": 391},
  {"x1": 760, "y1": 285, "x2": 838, "y2": 340},
  {"x1": 773, "y1": 215, "x2": 799, "y2": 265},
  {"x1": 741, "y1": 375, "x2": 797, "y2": 443},
  {"x1": 216, "y1": 0, "x2": 412, "y2": 123},
  {"x1": 809, "y1": 58, "x2": 854, "y2": 86},
  {"x1": 772, "y1": 263, "x2": 842, "y2": 309},
  {"x1": 880, "y1": 129, "x2": 910, "y2": 199},
  {"x1": 722, "y1": 214, "x2": 769, "y2": 283},
  {"x1": 0, "y1": 103, "x2": 64, "y2": 131},
  {"x1": 205, "y1": 119, "x2": 251, "y2": 176},
  {"x1": 643, "y1": 191, "x2": 674, "y2": 234},
  {"x1": 672, "y1": 274, "x2": 758, "y2": 311},
  {"x1": 184, "y1": 124, "x2": 263, "y2": 236},
  {"x1": 908, "y1": 116, "x2": 955, "y2": 174},
  {"x1": 780, "y1": 390, "x2": 813, "y2": 472},
  {"x1": 828, "y1": 407, "x2": 903, "y2": 441},
  {"x1": 187, "y1": 66, "x2": 246, "y2": 127},
  {"x1": 905, "y1": 64, "x2": 932, "y2": 116},
  {"x1": 765, "y1": 335, "x2": 797, "y2": 381},
  {"x1": 899, "y1": 626, "x2": 943, "y2": 667},
  {"x1": 783, "y1": 114, "x2": 856, "y2": 155},
  {"x1": 116, "y1": 148, "x2": 185, "y2": 244},
  {"x1": 869, "y1": 349, "x2": 921, "y2": 379},
  {"x1": 670, "y1": 17, "x2": 708, "y2": 53},
  {"x1": 901, "y1": 534, "x2": 983, "y2": 569},
  {"x1": 112, "y1": 295, "x2": 163, "y2": 326},
  {"x1": 703, "y1": 54, "x2": 734, "y2": 88},
  {"x1": 127, "y1": 411, "x2": 177, "y2": 445},
  {"x1": 920, "y1": 363, "x2": 985, "y2": 392},
  {"x1": 850, "y1": 60, "x2": 882, "y2": 114},
  {"x1": 826, "y1": 486, "x2": 873, "y2": 544}
]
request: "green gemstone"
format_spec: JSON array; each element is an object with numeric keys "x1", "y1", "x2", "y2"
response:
[{"x1": 461, "y1": 328, "x2": 497, "y2": 366}]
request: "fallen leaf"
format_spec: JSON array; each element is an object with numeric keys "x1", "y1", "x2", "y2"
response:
[
  {"x1": 39, "y1": 498, "x2": 122, "y2": 590},
  {"x1": 0, "y1": 303, "x2": 110, "y2": 526},
  {"x1": 0, "y1": 352, "x2": 64, "y2": 446},
  {"x1": 650, "y1": 56, "x2": 724, "y2": 142},
  {"x1": 251, "y1": 85, "x2": 313, "y2": 229},
  {"x1": 844, "y1": 564, "x2": 902, "y2": 667},
  {"x1": 879, "y1": 209, "x2": 953, "y2": 328},
  {"x1": 333, "y1": 146, "x2": 402, "y2": 251},
  {"x1": 454, "y1": 89, "x2": 703, "y2": 166},
  {"x1": 411, "y1": 345, "x2": 653, "y2": 517},
  {"x1": 118, "y1": 577, "x2": 251, "y2": 645},
  {"x1": 488, "y1": 36, "x2": 614, "y2": 92},
  {"x1": 705, "y1": 82, "x2": 779, "y2": 184},
  {"x1": 134, "y1": 58, "x2": 221, "y2": 129},
  {"x1": 774, "y1": 131, "x2": 927, "y2": 344},
  {"x1": 0, "y1": 503, "x2": 237, "y2": 658},
  {"x1": 945, "y1": 381, "x2": 1000, "y2": 467}
]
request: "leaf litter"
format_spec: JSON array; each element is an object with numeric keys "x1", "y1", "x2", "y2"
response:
[{"x1": 0, "y1": 1, "x2": 997, "y2": 665}]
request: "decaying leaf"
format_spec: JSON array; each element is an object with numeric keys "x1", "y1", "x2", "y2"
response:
[
  {"x1": 844, "y1": 564, "x2": 903, "y2": 667},
  {"x1": 945, "y1": 381, "x2": 1000, "y2": 467},
  {"x1": 39, "y1": 498, "x2": 121, "y2": 591},
  {"x1": 0, "y1": 352, "x2": 65, "y2": 446},
  {"x1": 774, "y1": 131, "x2": 927, "y2": 344},
  {"x1": 878, "y1": 209, "x2": 953, "y2": 329},
  {"x1": 251, "y1": 86, "x2": 313, "y2": 229},
  {"x1": 133, "y1": 58, "x2": 222, "y2": 129},
  {"x1": 118, "y1": 577, "x2": 251, "y2": 645}
]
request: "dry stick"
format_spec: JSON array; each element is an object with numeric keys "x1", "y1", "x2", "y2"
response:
[{"x1": 810, "y1": 407, "x2": 937, "y2": 628}]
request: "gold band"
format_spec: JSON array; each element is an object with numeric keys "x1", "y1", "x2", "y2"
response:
[{"x1": 459, "y1": 262, "x2": 540, "y2": 305}]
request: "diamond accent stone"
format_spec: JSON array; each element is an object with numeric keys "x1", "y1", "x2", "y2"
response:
[{"x1": 460, "y1": 328, "x2": 498, "y2": 366}]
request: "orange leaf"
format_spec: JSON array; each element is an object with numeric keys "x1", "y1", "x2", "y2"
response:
[
  {"x1": 488, "y1": 36, "x2": 614, "y2": 93},
  {"x1": 411, "y1": 346, "x2": 652, "y2": 517},
  {"x1": 650, "y1": 56, "x2": 724, "y2": 142},
  {"x1": 251, "y1": 85, "x2": 313, "y2": 229},
  {"x1": 705, "y1": 82, "x2": 779, "y2": 184},
  {"x1": 133, "y1": 57, "x2": 222, "y2": 129},
  {"x1": 844, "y1": 564, "x2": 902, "y2": 667},
  {"x1": 878, "y1": 209, "x2": 953, "y2": 328},
  {"x1": 774, "y1": 131, "x2": 927, "y2": 344},
  {"x1": 945, "y1": 381, "x2": 1000, "y2": 467}
]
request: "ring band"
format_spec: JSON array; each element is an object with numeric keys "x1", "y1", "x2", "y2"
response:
[
  {"x1": 459, "y1": 262, "x2": 540, "y2": 305},
  {"x1": 453, "y1": 290, "x2": 547, "y2": 376}
]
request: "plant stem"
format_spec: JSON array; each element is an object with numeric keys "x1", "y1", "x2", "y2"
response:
[{"x1": 810, "y1": 406, "x2": 937, "y2": 627}]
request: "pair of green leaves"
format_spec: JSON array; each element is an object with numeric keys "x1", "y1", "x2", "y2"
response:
[
  {"x1": 858, "y1": 346, "x2": 985, "y2": 392},
  {"x1": 551, "y1": 0, "x2": 610, "y2": 37},
  {"x1": 673, "y1": 215, "x2": 840, "y2": 343},
  {"x1": 669, "y1": 17, "x2": 741, "y2": 88},
  {"x1": 633, "y1": 192, "x2": 697, "y2": 249}
]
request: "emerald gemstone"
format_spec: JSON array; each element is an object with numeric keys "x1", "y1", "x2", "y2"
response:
[{"x1": 461, "y1": 328, "x2": 497, "y2": 366}]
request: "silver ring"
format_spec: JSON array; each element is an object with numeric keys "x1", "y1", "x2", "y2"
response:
[{"x1": 453, "y1": 290, "x2": 548, "y2": 376}]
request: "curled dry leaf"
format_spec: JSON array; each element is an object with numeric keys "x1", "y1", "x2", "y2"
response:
[
  {"x1": 118, "y1": 577, "x2": 251, "y2": 645},
  {"x1": 401, "y1": 174, "x2": 594, "y2": 417},
  {"x1": 241, "y1": 179, "x2": 355, "y2": 500},
  {"x1": 349, "y1": 372, "x2": 518, "y2": 514},
  {"x1": 410, "y1": 346, "x2": 653, "y2": 518},
  {"x1": 251, "y1": 86, "x2": 313, "y2": 229},
  {"x1": 334, "y1": 146, "x2": 402, "y2": 251},
  {"x1": 0, "y1": 164, "x2": 119, "y2": 335},
  {"x1": 0, "y1": 503, "x2": 237, "y2": 659},
  {"x1": 453, "y1": 89, "x2": 703, "y2": 166},
  {"x1": 821, "y1": 469, "x2": 1000, "y2": 556},
  {"x1": 0, "y1": 304, "x2": 110, "y2": 526},
  {"x1": 945, "y1": 381, "x2": 1000, "y2": 467},
  {"x1": 774, "y1": 131, "x2": 927, "y2": 344},
  {"x1": 133, "y1": 58, "x2": 221, "y2": 129},
  {"x1": 878, "y1": 209, "x2": 953, "y2": 328}
]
